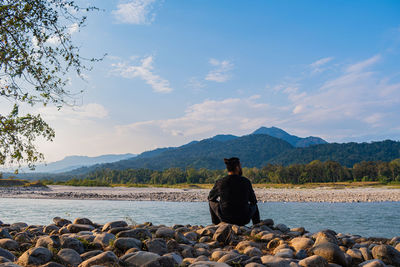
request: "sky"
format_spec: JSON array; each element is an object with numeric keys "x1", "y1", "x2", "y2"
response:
[{"x1": 3, "y1": 0, "x2": 400, "y2": 163}]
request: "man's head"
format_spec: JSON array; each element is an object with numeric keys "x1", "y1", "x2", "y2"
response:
[{"x1": 224, "y1": 157, "x2": 242, "y2": 176}]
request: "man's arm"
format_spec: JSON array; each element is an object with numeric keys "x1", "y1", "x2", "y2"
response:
[{"x1": 208, "y1": 182, "x2": 219, "y2": 202}]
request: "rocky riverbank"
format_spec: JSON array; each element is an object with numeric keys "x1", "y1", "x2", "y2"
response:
[
  {"x1": 1, "y1": 185, "x2": 400, "y2": 202},
  {"x1": 0, "y1": 217, "x2": 399, "y2": 267}
]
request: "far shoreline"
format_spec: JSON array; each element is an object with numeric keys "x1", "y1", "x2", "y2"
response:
[{"x1": 0, "y1": 184, "x2": 399, "y2": 203}]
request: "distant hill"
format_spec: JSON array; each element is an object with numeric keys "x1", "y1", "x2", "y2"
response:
[
  {"x1": 6, "y1": 126, "x2": 400, "y2": 180},
  {"x1": 28, "y1": 153, "x2": 136, "y2": 173},
  {"x1": 252, "y1": 126, "x2": 327, "y2": 147},
  {"x1": 70, "y1": 134, "x2": 294, "y2": 172},
  {"x1": 270, "y1": 140, "x2": 400, "y2": 167}
]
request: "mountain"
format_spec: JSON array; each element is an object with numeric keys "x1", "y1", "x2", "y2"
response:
[
  {"x1": 74, "y1": 134, "x2": 294, "y2": 171},
  {"x1": 209, "y1": 134, "x2": 238, "y2": 142},
  {"x1": 8, "y1": 126, "x2": 400, "y2": 179},
  {"x1": 29, "y1": 153, "x2": 136, "y2": 173},
  {"x1": 252, "y1": 126, "x2": 327, "y2": 147},
  {"x1": 270, "y1": 140, "x2": 400, "y2": 167}
]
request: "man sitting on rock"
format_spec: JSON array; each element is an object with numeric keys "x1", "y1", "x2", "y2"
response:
[{"x1": 208, "y1": 157, "x2": 260, "y2": 226}]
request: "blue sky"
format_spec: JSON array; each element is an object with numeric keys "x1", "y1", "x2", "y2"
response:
[{"x1": 8, "y1": 0, "x2": 400, "y2": 162}]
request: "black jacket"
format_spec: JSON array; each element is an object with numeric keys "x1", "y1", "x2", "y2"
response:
[{"x1": 208, "y1": 175, "x2": 257, "y2": 225}]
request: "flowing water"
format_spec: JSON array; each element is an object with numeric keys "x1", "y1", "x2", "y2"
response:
[{"x1": 0, "y1": 198, "x2": 399, "y2": 238}]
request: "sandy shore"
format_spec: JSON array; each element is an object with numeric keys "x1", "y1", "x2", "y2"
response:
[{"x1": 0, "y1": 185, "x2": 399, "y2": 202}]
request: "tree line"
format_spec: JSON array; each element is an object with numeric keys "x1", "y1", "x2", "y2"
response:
[{"x1": 41, "y1": 159, "x2": 400, "y2": 186}]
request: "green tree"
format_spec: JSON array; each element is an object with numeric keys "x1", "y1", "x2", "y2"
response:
[{"x1": 1, "y1": 0, "x2": 98, "y2": 168}]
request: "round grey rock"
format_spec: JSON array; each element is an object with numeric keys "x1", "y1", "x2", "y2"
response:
[
  {"x1": 17, "y1": 247, "x2": 52, "y2": 266},
  {"x1": 299, "y1": 255, "x2": 329, "y2": 267},
  {"x1": 0, "y1": 248, "x2": 16, "y2": 262},
  {"x1": 101, "y1": 221, "x2": 128, "y2": 232},
  {"x1": 78, "y1": 251, "x2": 118, "y2": 267},
  {"x1": 0, "y1": 239, "x2": 18, "y2": 251},
  {"x1": 57, "y1": 248, "x2": 82, "y2": 267}
]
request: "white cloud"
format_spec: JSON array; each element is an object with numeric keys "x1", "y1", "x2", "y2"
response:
[
  {"x1": 38, "y1": 103, "x2": 109, "y2": 121},
  {"x1": 277, "y1": 55, "x2": 400, "y2": 141},
  {"x1": 186, "y1": 77, "x2": 206, "y2": 91},
  {"x1": 346, "y1": 54, "x2": 381, "y2": 73},
  {"x1": 309, "y1": 57, "x2": 333, "y2": 73},
  {"x1": 116, "y1": 96, "x2": 277, "y2": 142},
  {"x1": 205, "y1": 58, "x2": 234, "y2": 83},
  {"x1": 111, "y1": 56, "x2": 172, "y2": 93},
  {"x1": 310, "y1": 57, "x2": 334, "y2": 68},
  {"x1": 112, "y1": 0, "x2": 157, "y2": 25}
]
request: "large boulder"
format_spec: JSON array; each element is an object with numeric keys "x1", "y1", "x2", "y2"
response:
[
  {"x1": 244, "y1": 247, "x2": 263, "y2": 257},
  {"x1": 122, "y1": 251, "x2": 160, "y2": 266},
  {"x1": 93, "y1": 232, "x2": 115, "y2": 247},
  {"x1": 298, "y1": 255, "x2": 329, "y2": 267},
  {"x1": 145, "y1": 238, "x2": 167, "y2": 255},
  {"x1": 346, "y1": 248, "x2": 363, "y2": 265},
  {"x1": 358, "y1": 259, "x2": 387, "y2": 267},
  {"x1": 235, "y1": 241, "x2": 262, "y2": 251},
  {"x1": 101, "y1": 221, "x2": 128, "y2": 232},
  {"x1": 36, "y1": 236, "x2": 61, "y2": 250},
  {"x1": 155, "y1": 227, "x2": 175, "y2": 239},
  {"x1": 43, "y1": 225, "x2": 59, "y2": 234},
  {"x1": 313, "y1": 231, "x2": 338, "y2": 246},
  {"x1": 310, "y1": 242, "x2": 347, "y2": 266},
  {"x1": 359, "y1": 247, "x2": 373, "y2": 261},
  {"x1": 371, "y1": 244, "x2": 400, "y2": 266},
  {"x1": 290, "y1": 237, "x2": 314, "y2": 252},
  {"x1": 213, "y1": 224, "x2": 233, "y2": 245},
  {"x1": 116, "y1": 228, "x2": 152, "y2": 239},
  {"x1": 78, "y1": 251, "x2": 118, "y2": 267},
  {"x1": 0, "y1": 230, "x2": 11, "y2": 239},
  {"x1": 80, "y1": 250, "x2": 103, "y2": 261},
  {"x1": 73, "y1": 218, "x2": 93, "y2": 225},
  {"x1": 57, "y1": 248, "x2": 82, "y2": 267},
  {"x1": 189, "y1": 262, "x2": 230, "y2": 267},
  {"x1": 53, "y1": 217, "x2": 72, "y2": 227},
  {"x1": 60, "y1": 237, "x2": 84, "y2": 254},
  {"x1": 275, "y1": 224, "x2": 290, "y2": 233},
  {"x1": 17, "y1": 247, "x2": 52, "y2": 266},
  {"x1": 163, "y1": 252, "x2": 183, "y2": 265},
  {"x1": 0, "y1": 248, "x2": 16, "y2": 262},
  {"x1": 113, "y1": 237, "x2": 142, "y2": 252},
  {"x1": 67, "y1": 224, "x2": 94, "y2": 233},
  {"x1": 260, "y1": 255, "x2": 292, "y2": 266},
  {"x1": 0, "y1": 256, "x2": 11, "y2": 264},
  {"x1": 0, "y1": 239, "x2": 18, "y2": 251},
  {"x1": 141, "y1": 255, "x2": 176, "y2": 267}
]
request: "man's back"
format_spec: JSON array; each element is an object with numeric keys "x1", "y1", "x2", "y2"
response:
[{"x1": 208, "y1": 174, "x2": 257, "y2": 225}]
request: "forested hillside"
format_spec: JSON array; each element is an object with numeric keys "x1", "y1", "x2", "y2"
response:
[{"x1": 271, "y1": 140, "x2": 400, "y2": 167}]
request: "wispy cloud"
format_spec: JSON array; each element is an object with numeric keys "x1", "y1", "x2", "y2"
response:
[
  {"x1": 186, "y1": 77, "x2": 206, "y2": 91},
  {"x1": 117, "y1": 96, "x2": 275, "y2": 141},
  {"x1": 277, "y1": 54, "x2": 400, "y2": 140},
  {"x1": 309, "y1": 57, "x2": 334, "y2": 73},
  {"x1": 205, "y1": 58, "x2": 234, "y2": 83},
  {"x1": 111, "y1": 56, "x2": 172, "y2": 93},
  {"x1": 346, "y1": 54, "x2": 381, "y2": 73},
  {"x1": 112, "y1": 0, "x2": 157, "y2": 25},
  {"x1": 38, "y1": 103, "x2": 108, "y2": 121}
]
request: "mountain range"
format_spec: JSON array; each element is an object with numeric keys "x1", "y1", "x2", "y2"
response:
[
  {"x1": 24, "y1": 153, "x2": 136, "y2": 173},
  {"x1": 4, "y1": 126, "x2": 400, "y2": 179}
]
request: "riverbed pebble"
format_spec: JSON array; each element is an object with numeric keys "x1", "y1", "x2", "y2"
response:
[{"x1": 0, "y1": 217, "x2": 399, "y2": 266}]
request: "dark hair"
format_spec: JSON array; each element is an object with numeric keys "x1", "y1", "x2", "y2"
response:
[{"x1": 224, "y1": 157, "x2": 240, "y2": 172}]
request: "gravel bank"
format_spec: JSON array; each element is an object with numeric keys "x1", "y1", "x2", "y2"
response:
[{"x1": 0, "y1": 185, "x2": 399, "y2": 202}]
